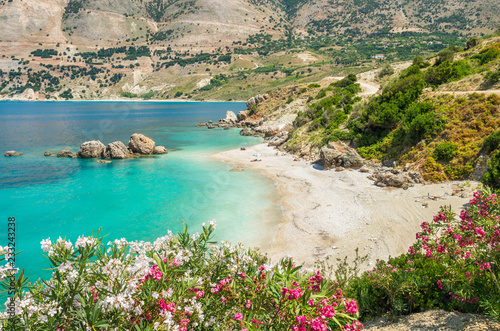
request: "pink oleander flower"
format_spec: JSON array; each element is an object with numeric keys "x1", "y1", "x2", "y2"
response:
[
  {"x1": 345, "y1": 300, "x2": 358, "y2": 314},
  {"x1": 245, "y1": 300, "x2": 252, "y2": 309},
  {"x1": 234, "y1": 313, "x2": 243, "y2": 321}
]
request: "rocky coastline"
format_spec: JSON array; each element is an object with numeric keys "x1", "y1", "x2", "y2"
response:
[{"x1": 198, "y1": 93, "x2": 430, "y2": 189}]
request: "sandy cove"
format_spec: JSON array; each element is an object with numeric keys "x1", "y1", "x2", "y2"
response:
[{"x1": 213, "y1": 143, "x2": 476, "y2": 269}]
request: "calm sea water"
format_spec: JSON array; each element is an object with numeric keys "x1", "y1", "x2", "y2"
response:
[{"x1": 0, "y1": 101, "x2": 281, "y2": 281}]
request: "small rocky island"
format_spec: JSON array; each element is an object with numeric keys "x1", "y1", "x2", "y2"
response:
[{"x1": 45, "y1": 133, "x2": 167, "y2": 160}]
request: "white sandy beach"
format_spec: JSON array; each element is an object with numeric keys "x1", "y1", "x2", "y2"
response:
[{"x1": 214, "y1": 143, "x2": 477, "y2": 269}]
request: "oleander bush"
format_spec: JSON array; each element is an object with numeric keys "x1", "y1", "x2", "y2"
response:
[
  {"x1": 346, "y1": 188, "x2": 500, "y2": 321},
  {"x1": 0, "y1": 222, "x2": 361, "y2": 330}
]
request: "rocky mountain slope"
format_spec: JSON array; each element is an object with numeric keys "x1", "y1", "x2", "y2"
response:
[{"x1": 1, "y1": 0, "x2": 498, "y2": 52}]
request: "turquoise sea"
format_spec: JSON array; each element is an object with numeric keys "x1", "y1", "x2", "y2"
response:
[{"x1": 0, "y1": 101, "x2": 281, "y2": 281}]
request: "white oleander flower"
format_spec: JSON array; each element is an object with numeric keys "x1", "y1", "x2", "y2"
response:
[{"x1": 40, "y1": 239, "x2": 52, "y2": 253}]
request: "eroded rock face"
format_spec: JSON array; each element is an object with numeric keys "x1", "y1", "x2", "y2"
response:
[
  {"x1": 103, "y1": 141, "x2": 130, "y2": 159},
  {"x1": 470, "y1": 153, "x2": 489, "y2": 181},
  {"x1": 77, "y1": 140, "x2": 106, "y2": 159},
  {"x1": 4, "y1": 151, "x2": 23, "y2": 156},
  {"x1": 153, "y1": 146, "x2": 168, "y2": 154},
  {"x1": 128, "y1": 134, "x2": 155, "y2": 154}
]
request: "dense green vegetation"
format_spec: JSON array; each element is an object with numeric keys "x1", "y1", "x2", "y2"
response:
[{"x1": 30, "y1": 49, "x2": 58, "y2": 59}]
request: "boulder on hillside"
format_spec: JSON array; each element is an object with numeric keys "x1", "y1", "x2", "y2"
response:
[
  {"x1": 255, "y1": 125, "x2": 281, "y2": 138},
  {"x1": 255, "y1": 94, "x2": 265, "y2": 103},
  {"x1": 237, "y1": 111, "x2": 248, "y2": 121},
  {"x1": 245, "y1": 94, "x2": 269, "y2": 110},
  {"x1": 153, "y1": 146, "x2": 168, "y2": 154},
  {"x1": 246, "y1": 97, "x2": 256, "y2": 109},
  {"x1": 77, "y1": 140, "x2": 106, "y2": 159},
  {"x1": 103, "y1": 141, "x2": 130, "y2": 159},
  {"x1": 57, "y1": 150, "x2": 75, "y2": 158},
  {"x1": 268, "y1": 132, "x2": 289, "y2": 147},
  {"x1": 320, "y1": 141, "x2": 364, "y2": 170},
  {"x1": 4, "y1": 151, "x2": 23, "y2": 157},
  {"x1": 128, "y1": 134, "x2": 155, "y2": 154}
]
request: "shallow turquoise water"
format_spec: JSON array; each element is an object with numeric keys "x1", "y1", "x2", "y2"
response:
[{"x1": 0, "y1": 101, "x2": 281, "y2": 281}]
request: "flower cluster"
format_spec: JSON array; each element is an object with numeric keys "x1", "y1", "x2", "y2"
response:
[{"x1": 0, "y1": 222, "x2": 360, "y2": 330}]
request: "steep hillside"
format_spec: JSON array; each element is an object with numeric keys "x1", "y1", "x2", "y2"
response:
[
  {"x1": 291, "y1": 0, "x2": 500, "y2": 36},
  {"x1": 244, "y1": 37, "x2": 500, "y2": 184}
]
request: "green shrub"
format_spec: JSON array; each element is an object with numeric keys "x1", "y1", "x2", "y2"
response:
[
  {"x1": 308, "y1": 83, "x2": 321, "y2": 88},
  {"x1": 424, "y1": 60, "x2": 472, "y2": 86},
  {"x1": 483, "y1": 130, "x2": 500, "y2": 153},
  {"x1": 315, "y1": 89, "x2": 327, "y2": 99},
  {"x1": 473, "y1": 45, "x2": 500, "y2": 65},
  {"x1": 433, "y1": 142, "x2": 458, "y2": 161},
  {"x1": 401, "y1": 102, "x2": 444, "y2": 143},
  {"x1": 120, "y1": 91, "x2": 137, "y2": 98},
  {"x1": 140, "y1": 90, "x2": 155, "y2": 100},
  {"x1": 485, "y1": 70, "x2": 500, "y2": 84},
  {"x1": 483, "y1": 151, "x2": 500, "y2": 189}
]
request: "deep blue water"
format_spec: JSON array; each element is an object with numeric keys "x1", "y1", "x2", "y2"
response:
[{"x1": 0, "y1": 101, "x2": 281, "y2": 281}]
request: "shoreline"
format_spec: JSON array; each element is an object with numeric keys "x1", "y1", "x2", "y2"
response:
[
  {"x1": 0, "y1": 98, "x2": 246, "y2": 103},
  {"x1": 213, "y1": 143, "x2": 477, "y2": 269}
]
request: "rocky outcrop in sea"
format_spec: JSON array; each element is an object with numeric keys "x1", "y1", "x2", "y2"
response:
[
  {"x1": 44, "y1": 134, "x2": 167, "y2": 161},
  {"x1": 4, "y1": 151, "x2": 23, "y2": 157}
]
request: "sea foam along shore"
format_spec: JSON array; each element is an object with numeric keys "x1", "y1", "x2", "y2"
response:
[{"x1": 213, "y1": 142, "x2": 477, "y2": 269}]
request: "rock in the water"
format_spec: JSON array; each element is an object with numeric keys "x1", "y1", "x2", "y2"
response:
[
  {"x1": 97, "y1": 160, "x2": 111, "y2": 164},
  {"x1": 44, "y1": 151, "x2": 56, "y2": 156},
  {"x1": 230, "y1": 166, "x2": 244, "y2": 172},
  {"x1": 196, "y1": 122, "x2": 208, "y2": 127},
  {"x1": 240, "y1": 128, "x2": 253, "y2": 136},
  {"x1": 128, "y1": 134, "x2": 155, "y2": 154},
  {"x1": 57, "y1": 150, "x2": 74, "y2": 158},
  {"x1": 237, "y1": 111, "x2": 248, "y2": 121},
  {"x1": 153, "y1": 146, "x2": 168, "y2": 154},
  {"x1": 225, "y1": 111, "x2": 238, "y2": 124},
  {"x1": 103, "y1": 141, "x2": 130, "y2": 159},
  {"x1": 4, "y1": 151, "x2": 23, "y2": 157},
  {"x1": 77, "y1": 140, "x2": 106, "y2": 158}
]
